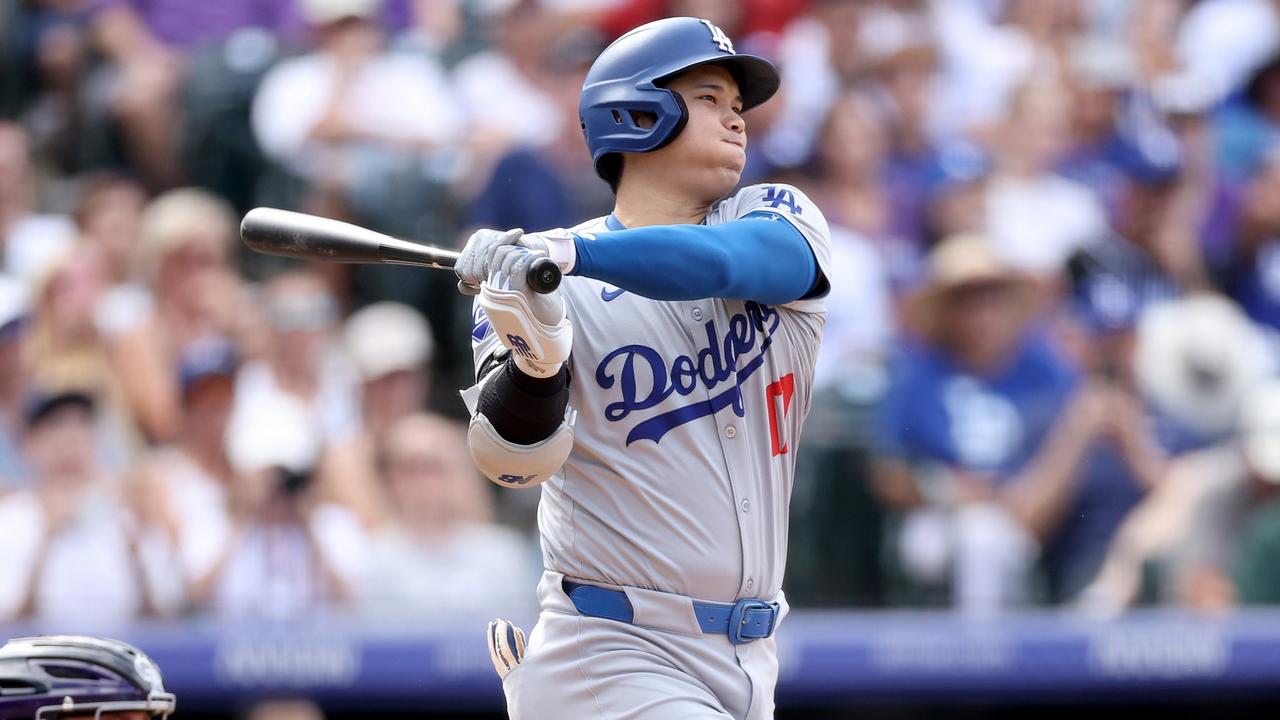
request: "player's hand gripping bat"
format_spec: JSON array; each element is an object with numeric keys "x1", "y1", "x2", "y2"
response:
[{"x1": 239, "y1": 207, "x2": 562, "y2": 294}]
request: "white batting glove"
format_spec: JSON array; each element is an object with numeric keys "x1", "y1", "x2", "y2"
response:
[
  {"x1": 478, "y1": 246, "x2": 572, "y2": 378},
  {"x1": 487, "y1": 618, "x2": 526, "y2": 680},
  {"x1": 488, "y1": 245, "x2": 564, "y2": 325},
  {"x1": 517, "y1": 228, "x2": 580, "y2": 275},
  {"x1": 456, "y1": 227, "x2": 523, "y2": 295}
]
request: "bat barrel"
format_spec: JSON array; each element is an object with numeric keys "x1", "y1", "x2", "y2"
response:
[
  {"x1": 240, "y1": 207, "x2": 387, "y2": 263},
  {"x1": 240, "y1": 207, "x2": 559, "y2": 292}
]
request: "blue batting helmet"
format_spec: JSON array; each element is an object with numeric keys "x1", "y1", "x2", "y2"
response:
[
  {"x1": 579, "y1": 17, "x2": 780, "y2": 182},
  {"x1": 0, "y1": 635, "x2": 176, "y2": 719}
]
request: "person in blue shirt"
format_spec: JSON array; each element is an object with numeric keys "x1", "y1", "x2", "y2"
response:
[{"x1": 874, "y1": 232, "x2": 1170, "y2": 609}]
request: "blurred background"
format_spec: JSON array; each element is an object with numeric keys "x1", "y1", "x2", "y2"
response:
[{"x1": 2, "y1": 0, "x2": 1280, "y2": 717}]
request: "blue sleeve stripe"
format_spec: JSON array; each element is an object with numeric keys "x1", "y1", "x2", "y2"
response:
[{"x1": 571, "y1": 213, "x2": 818, "y2": 303}]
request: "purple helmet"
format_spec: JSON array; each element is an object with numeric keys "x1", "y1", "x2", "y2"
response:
[{"x1": 0, "y1": 635, "x2": 176, "y2": 719}]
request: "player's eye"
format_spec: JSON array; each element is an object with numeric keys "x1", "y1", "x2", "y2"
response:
[{"x1": 700, "y1": 95, "x2": 717, "y2": 104}]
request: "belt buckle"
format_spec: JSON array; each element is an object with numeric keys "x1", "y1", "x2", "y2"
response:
[{"x1": 727, "y1": 598, "x2": 777, "y2": 645}]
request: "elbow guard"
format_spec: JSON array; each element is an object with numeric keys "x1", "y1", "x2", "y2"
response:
[
  {"x1": 460, "y1": 357, "x2": 576, "y2": 488},
  {"x1": 466, "y1": 410, "x2": 575, "y2": 488}
]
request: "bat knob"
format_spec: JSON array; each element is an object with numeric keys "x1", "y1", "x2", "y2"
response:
[{"x1": 527, "y1": 258, "x2": 562, "y2": 294}]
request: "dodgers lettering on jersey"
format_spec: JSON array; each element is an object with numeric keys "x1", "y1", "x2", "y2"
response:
[
  {"x1": 597, "y1": 300, "x2": 781, "y2": 445},
  {"x1": 472, "y1": 184, "x2": 831, "y2": 603}
]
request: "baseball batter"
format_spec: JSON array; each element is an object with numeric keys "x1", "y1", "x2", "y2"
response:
[{"x1": 454, "y1": 17, "x2": 831, "y2": 720}]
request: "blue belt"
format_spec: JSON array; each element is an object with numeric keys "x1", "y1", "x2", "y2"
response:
[{"x1": 562, "y1": 580, "x2": 779, "y2": 645}]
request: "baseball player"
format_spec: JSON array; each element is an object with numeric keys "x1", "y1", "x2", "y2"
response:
[{"x1": 455, "y1": 17, "x2": 831, "y2": 720}]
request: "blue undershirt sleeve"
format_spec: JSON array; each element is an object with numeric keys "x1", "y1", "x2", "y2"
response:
[{"x1": 569, "y1": 212, "x2": 819, "y2": 304}]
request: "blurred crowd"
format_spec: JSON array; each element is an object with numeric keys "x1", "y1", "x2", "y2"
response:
[{"x1": 1, "y1": 0, "x2": 1279, "y2": 633}]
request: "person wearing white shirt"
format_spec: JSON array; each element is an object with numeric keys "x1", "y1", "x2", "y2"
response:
[
  {"x1": 984, "y1": 81, "x2": 1109, "y2": 274},
  {"x1": 360, "y1": 413, "x2": 536, "y2": 618},
  {"x1": 192, "y1": 390, "x2": 366, "y2": 620},
  {"x1": 233, "y1": 270, "x2": 362, "y2": 445},
  {"x1": 0, "y1": 391, "x2": 168, "y2": 625},
  {"x1": 251, "y1": 0, "x2": 464, "y2": 226}
]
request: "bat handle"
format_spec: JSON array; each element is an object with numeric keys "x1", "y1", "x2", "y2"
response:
[{"x1": 527, "y1": 257, "x2": 562, "y2": 294}]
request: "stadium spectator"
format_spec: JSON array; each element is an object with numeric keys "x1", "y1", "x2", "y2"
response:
[
  {"x1": 873, "y1": 234, "x2": 1100, "y2": 612},
  {"x1": 1063, "y1": 152, "x2": 1186, "y2": 353},
  {"x1": 24, "y1": 244, "x2": 137, "y2": 473},
  {"x1": 87, "y1": 0, "x2": 301, "y2": 189},
  {"x1": 320, "y1": 301, "x2": 434, "y2": 526},
  {"x1": 770, "y1": 0, "x2": 871, "y2": 168},
  {"x1": 450, "y1": 1, "x2": 564, "y2": 159},
  {"x1": 804, "y1": 90, "x2": 927, "y2": 291},
  {"x1": 929, "y1": 0, "x2": 1083, "y2": 141},
  {"x1": 862, "y1": 15, "x2": 946, "y2": 194},
  {"x1": 359, "y1": 412, "x2": 535, "y2": 617},
  {"x1": 1080, "y1": 312, "x2": 1280, "y2": 609},
  {"x1": 109, "y1": 188, "x2": 241, "y2": 443},
  {"x1": 1078, "y1": 295, "x2": 1274, "y2": 613},
  {"x1": 0, "y1": 388, "x2": 168, "y2": 623},
  {"x1": 132, "y1": 337, "x2": 241, "y2": 612},
  {"x1": 1058, "y1": 37, "x2": 1136, "y2": 222},
  {"x1": 234, "y1": 269, "x2": 360, "y2": 444},
  {"x1": 801, "y1": 91, "x2": 897, "y2": 390},
  {"x1": 0, "y1": 276, "x2": 30, "y2": 488},
  {"x1": 251, "y1": 0, "x2": 463, "y2": 234},
  {"x1": 983, "y1": 81, "x2": 1109, "y2": 276},
  {"x1": 0, "y1": 122, "x2": 76, "y2": 285},
  {"x1": 12, "y1": 0, "x2": 93, "y2": 176},
  {"x1": 73, "y1": 172, "x2": 151, "y2": 335},
  {"x1": 810, "y1": 225, "x2": 893, "y2": 394},
  {"x1": 1038, "y1": 296, "x2": 1184, "y2": 604},
  {"x1": 192, "y1": 391, "x2": 365, "y2": 619},
  {"x1": 464, "y1": 26, "x2": 614, "y2": 233}
]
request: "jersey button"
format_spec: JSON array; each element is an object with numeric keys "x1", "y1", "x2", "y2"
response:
[
  {"x1": 692, "y1": 307, "x2": 704, "y2": 321},
  {"x1": 746, "y1": 578, "x2": 755, "y2": 590},
  {"x1": 723, "y1": 425, "x2": 736, "y2": 439},
  {"x1": 740, "y1": 498, "x2": 751, "y2": 513}
]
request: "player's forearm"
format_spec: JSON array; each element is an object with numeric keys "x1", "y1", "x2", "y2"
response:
[
  {"x1": 476, "y1": 356, "x2": 571, "y2": 445},
  {"x1": 464, "y1": 354, "x2": 575, "y2": 488},
  {"x1": 571, "y1": 214, "x2": 817, "y2": 304}
]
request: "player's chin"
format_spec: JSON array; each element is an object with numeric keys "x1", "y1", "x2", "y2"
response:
[
  {"x1": 697, "y1": 166, "x2": 741, "y2": 200},
  {"x1": 708, "y1": 152, "x2": 745, "y2": 187}
]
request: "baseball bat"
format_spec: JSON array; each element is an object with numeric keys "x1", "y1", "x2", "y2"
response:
[{"x1": 239, "y1": 207, "x2": 561, "y2": 294}]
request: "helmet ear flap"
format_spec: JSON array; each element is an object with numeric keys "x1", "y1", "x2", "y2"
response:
[
  {"x1": 649, "y1": 89, "x2": 688, "y2": 152},
  {"x1": 586, "y1": 86, "x2": 689, "y2": 183}
]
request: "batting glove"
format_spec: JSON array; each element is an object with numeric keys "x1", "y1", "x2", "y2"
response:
[
  {"x1": 487, "y1": 618, "x2": 526, "y2": 680},
  {"x1": 478, "y1": 246, "x2": 572, "y2": 378},
  {"x1": 518, "y1": 228, "x2": 580, "y2": 275},
  {"x1": 487, "y1": 245, "x2": 564, "y2": 325},
  {"x1": 457, "y1": 227, "x2": 523, "y2": 295}
]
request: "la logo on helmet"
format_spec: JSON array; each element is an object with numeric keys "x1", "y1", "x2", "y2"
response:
[{"x1": 700, "y1": 19, "x2": 734, "y2": 53}]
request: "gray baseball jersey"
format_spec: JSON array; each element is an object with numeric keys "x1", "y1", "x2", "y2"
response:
[{"x1": 471, "y1": 183, "x2": 831, "y2": 719}]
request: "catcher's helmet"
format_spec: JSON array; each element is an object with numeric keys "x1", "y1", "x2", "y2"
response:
[
  {"x1": 579, "y1": 17, "x2": 779, "y2": 181},
  {"x1": 0, "y1": 635, "x2": 176, "y2": 719}
]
